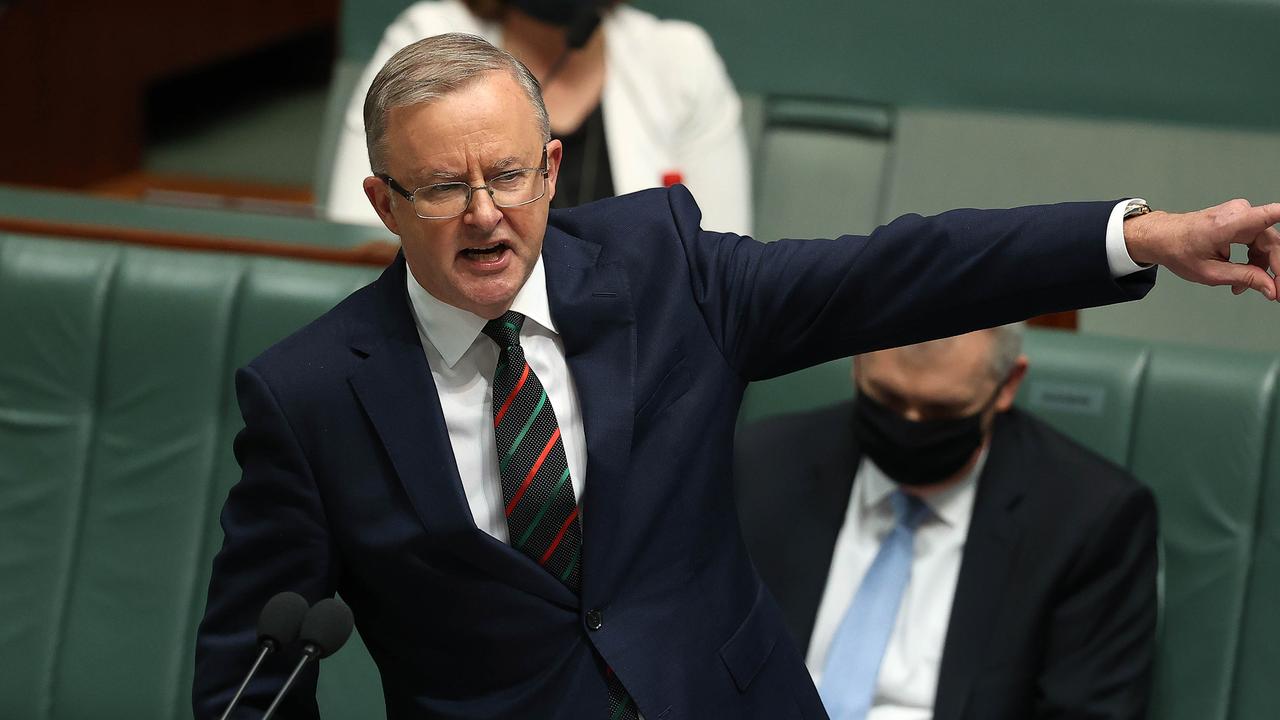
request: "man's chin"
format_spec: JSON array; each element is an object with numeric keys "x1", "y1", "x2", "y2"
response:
[{"x1": 456, "y1": 284, "x2": 521, "y2": 318}]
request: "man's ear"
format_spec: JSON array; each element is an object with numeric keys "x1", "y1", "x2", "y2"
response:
[
  {"x1": 994, "y1": 355, "x2": 1030, "y2": 412},
  {"x1": 544, "y1": 139, "x2": 564, "y2": 204},
  {"x1": 363, "y1": 175, "x2": 401, "y2": 236}
]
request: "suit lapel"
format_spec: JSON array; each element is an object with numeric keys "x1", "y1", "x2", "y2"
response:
[
  {"x1": 541, "y1": 227, "x2": 635, "y2": 602},
  {"x1": 348, "y1": 256, "x2": 577, "y2": 608},
  {"x1": 932, "y1": 418, "x2": 1026, "y2": 720}
]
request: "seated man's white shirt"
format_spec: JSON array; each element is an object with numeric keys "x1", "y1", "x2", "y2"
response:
[
  {"x1": 406, "y1": 256, "x2": 588, "y2": 542},
  {"x1": 806, "y1": 452, "x2": 985, "y2": 719}
]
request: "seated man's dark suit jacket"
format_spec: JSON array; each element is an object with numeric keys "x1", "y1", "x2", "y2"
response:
[
  {"x1": 194, "y1": 185, "x2": 1155, "y2": 719},
  {"x1": 735, "y1": 403, "x2": 1159, "y2": 720}
]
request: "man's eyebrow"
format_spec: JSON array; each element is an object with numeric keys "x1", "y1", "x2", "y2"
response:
[
  {"x1": 487, "y1": 155, "x2": 522, "y2": 172},
  {"x1": 413, "y1": 168, "x2": 464, "y2": 183},
  {"x1": 410, "y1": 155, "x2": 525, "y2": 184}
]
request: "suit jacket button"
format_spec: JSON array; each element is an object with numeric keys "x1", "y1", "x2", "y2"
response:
[{"x1": 586, "y1": 609, "x2": 603, "y2": 631}]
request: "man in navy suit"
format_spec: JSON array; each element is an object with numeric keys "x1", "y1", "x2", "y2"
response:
[
  {"x1": 735, "y1": 326, "x2": 1157, "y2": 719},
  {"x1": 193, "y1": 32, "x2": 1280, "y2": 719}
]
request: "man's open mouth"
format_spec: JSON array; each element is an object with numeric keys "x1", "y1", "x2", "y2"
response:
[{"x1": 461, "y1": 243, "x2": 507, "y2": 261}]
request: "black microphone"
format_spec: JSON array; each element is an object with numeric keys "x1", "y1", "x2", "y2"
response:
[
  {"x1": 217, "y1": 591, "x2": 308, "y2": 720},
  {"x1": 261, "y1": 598, "x2": 355, "y2": 720}
]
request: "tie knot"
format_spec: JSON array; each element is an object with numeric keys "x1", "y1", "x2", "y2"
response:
[
  {"x1": 890, "y1": 490, "x2": 930, "y2": 531},
  {"x1": 482, "y1": 310, "x2": 526, "y2": 351}
]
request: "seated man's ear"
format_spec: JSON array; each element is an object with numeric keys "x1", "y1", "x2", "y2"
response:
[
  {"x1": 994, "y1": 355, "x2": 1030, "y2": 413},
  {"x1": 364, "y1": 176, "x2": 401, "y2": 236}
]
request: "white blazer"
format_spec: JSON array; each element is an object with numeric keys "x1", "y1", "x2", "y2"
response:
[{"x1": 323, "y1": 0, "x2": 753, "y2": 236}]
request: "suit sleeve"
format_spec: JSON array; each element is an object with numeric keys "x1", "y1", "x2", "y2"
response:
[
  {"x1": 192, "y1": 366, "x2": 338, "y2": 720},
  {"x1": 1033, "y1": 483, "x2": 1159, "y2": 719},
  {"x1": 663, "y1": 186, "x2": 1156, "y2": 381}
]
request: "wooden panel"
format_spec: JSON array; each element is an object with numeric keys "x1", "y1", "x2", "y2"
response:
[
  {"x1": 1028, "y1": 310, "x2": 1078, "y2": 331},
  {"x1": 0, "y1": 0, "x2": 339, "y2": 187}
]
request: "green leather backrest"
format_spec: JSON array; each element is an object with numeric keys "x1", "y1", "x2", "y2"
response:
[
  {"x1": 1131, "y1": 349, "x2": 1277, "y2": 720},
  {"x1": 738, "y1": 328, "x2": 1280, "y2": 719},
  {"x1": 0, "y1": 233, "x2": 385, "y2": 719},
  {"x1": 1018, "y1": 330, "x2": 1149, "y2": 467},
  {"x1": 1231, "y1": 385, "x2": 1280, "y2": 719}
]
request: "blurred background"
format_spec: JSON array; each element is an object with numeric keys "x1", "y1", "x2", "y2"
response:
[{"x1": 2, "y1": 2, "x2": 1279, "y2": 719}]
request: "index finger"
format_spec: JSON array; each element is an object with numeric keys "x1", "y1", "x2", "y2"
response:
[{"x1": 1256, "y1": 202, "x2": 1280, "y2": 228}]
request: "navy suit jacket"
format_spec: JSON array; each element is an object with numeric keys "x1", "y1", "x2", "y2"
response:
[
  {"x1": 194, "y1": 186, "x2": 1155, "y2": 719},
  {"x1": 735, "y1": 404, "x2": 1158, "y2": 720}
]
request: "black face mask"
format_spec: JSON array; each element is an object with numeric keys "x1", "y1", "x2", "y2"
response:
[
  {"x1": 508, "y1": 0, "x2": 601, "y2": 27},
  {"x1": 852, "y1": 384, "x2": 1001, "y2": 487}
]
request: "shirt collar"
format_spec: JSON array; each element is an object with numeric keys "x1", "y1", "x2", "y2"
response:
[
  {"x1": 404, "y1": 254, "x2": 559, "y2": 368},
  {"x1": 861, "y1": 445, "x2": 987, "y2": 532}
]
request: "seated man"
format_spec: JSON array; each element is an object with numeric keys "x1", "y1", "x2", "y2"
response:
[{"x1": 735, "y1": 324, "x2": 1157, "y2": 720}]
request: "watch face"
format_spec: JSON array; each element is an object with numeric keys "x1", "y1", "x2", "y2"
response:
[{"x1": 1124, "y1": 201, "x2": 1152, "y2": 219}]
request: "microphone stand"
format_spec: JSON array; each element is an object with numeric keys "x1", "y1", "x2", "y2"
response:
[
  {"x1": 260, "y1": 645, "x2": 320, "y2": 720},
  {"x1": 218, "y1": 640, "x2": 275, "y2": 720}
]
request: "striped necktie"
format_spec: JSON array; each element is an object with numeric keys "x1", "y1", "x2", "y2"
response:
[
  {"x1": 482, "y1": 311, "x2": 638, "y2": 720},
  {"x1": 819, "y1": 490, "x2": 930, "y2": 719}
]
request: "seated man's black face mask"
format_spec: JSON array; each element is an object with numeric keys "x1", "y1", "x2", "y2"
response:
[{"x1": 851, "y1": 381, "x2": 1004, "y2": 487}]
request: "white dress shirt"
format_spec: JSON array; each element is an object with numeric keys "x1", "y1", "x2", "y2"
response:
[
  {"x1": 405, "y1": 257, "x2": 588, "y2": 542},
  {"x1": 806, "y1": 452, "x2": 986, "y2": 719}
]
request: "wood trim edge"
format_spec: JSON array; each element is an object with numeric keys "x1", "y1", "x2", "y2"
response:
[{"x1": 0, "y1": 215, "x2": 398, "y2": 267}]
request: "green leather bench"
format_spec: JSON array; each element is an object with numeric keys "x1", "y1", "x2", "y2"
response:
[
  {"x1": 737, "y1": 329, "x2": 1280, "y2": 720},
  {"x1": 0, "y1": 232, "x2": 386, "y2": 719}
]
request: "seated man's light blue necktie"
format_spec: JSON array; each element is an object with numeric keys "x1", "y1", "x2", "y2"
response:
[{"x1": 820, "y1": 489, "x2": 930, "y2": 720}]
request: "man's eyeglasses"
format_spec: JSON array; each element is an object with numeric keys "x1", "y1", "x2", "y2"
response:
[{"x1": 376, "y1": 147, "x2": 549, "y2": 220}]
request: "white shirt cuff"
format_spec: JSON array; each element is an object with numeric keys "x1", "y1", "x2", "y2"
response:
[{"x1": 1106, "y1": 198, "x2": 1152, "y2": 277}]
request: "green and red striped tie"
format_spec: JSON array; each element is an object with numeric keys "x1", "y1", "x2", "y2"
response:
[{"x1": 483, "y1": 311, "x2": 638, "y2": 720}]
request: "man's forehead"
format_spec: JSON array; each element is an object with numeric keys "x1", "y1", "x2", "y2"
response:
[
  {"x1": 385, "y1": 70, "x2": 539, "y2": 131},
  {"x1": 382, "y1": 83, "x2": 544, "y2": 180}
]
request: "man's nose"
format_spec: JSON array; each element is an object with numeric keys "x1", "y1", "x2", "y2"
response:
[{"x1": 463, "y1": 186, "x2": 502, "y2": 228}]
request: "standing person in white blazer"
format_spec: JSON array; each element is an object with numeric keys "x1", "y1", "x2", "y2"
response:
[{"x1": 325, "y1": 0, "x2": 753, "y2": 236}]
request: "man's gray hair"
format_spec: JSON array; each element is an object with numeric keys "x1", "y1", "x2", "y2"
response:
[
  {"x1": 362, "y1": 32, "x2": 552, "y2": 174},
  {"x1": 987, "y1": 322, "x2": 1025, "y2": 382},
  {"x1": 855, "y1": 322, "x2": 1025, "y2": 385}
]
